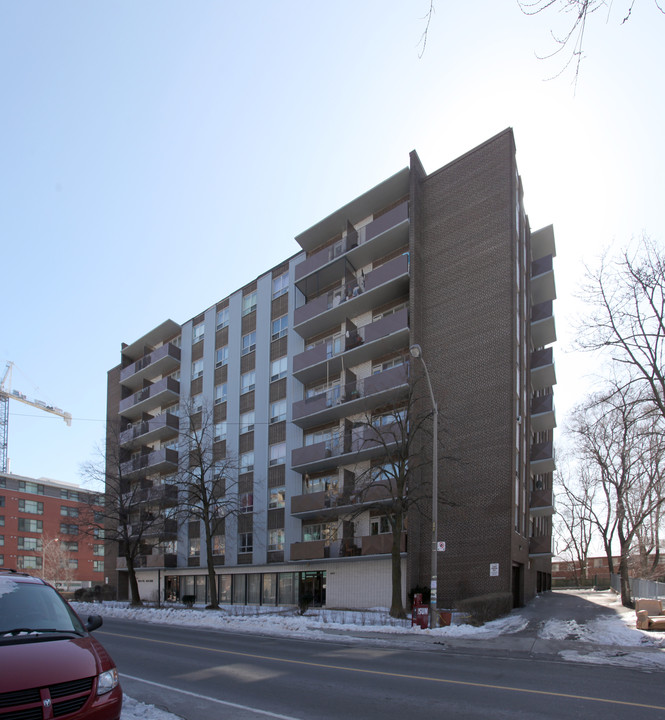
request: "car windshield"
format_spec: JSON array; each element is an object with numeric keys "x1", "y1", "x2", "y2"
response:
[{"x1": 0, "y1": 576, "x2": 85, "y2": 636}]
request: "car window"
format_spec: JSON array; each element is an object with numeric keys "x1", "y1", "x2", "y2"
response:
[{"x1": 0, "y1": 577, "x2": 84, "y2": 635}]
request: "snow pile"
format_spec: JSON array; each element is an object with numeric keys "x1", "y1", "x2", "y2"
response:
[{"x1": 121, "y1": 695, "x2": 180, "y2": 720}]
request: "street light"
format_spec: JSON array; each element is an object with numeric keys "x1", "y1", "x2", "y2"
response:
[{"x1": 409, "y1": 343, "x2": 439, "y2": 629}]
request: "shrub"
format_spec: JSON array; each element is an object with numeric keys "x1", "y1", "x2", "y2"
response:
[{"x1": 456, "y1": 592, "x2": 513, "y2": 625}]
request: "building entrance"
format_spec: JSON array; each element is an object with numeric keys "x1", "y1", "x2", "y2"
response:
[{"x1": 299, "y1": 571, "x2": 326, "y2": 607}]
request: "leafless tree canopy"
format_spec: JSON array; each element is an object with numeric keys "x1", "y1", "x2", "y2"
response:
[
  {"x1": 577, "y1": 236, "x2": 665, "y2": 421},
  {"x1": 518, "y1": 1, "x2": 664, "y2": 84},
  {"x1": 567, "y1": 384, "x2": 665, "y2": 606}
]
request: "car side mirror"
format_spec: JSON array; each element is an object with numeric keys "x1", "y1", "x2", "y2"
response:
[{"x1": 85, "y1": 615, "x2": 103, "y2": 632}]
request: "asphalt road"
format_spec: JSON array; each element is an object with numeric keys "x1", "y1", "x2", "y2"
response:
[{"x1": 97, "y1": 617, "x2": 665, "y2": 720}]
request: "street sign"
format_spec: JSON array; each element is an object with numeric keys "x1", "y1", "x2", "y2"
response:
[
  {"x1": 490, "y1": 563, "x2": 499, "y2": 577},
  {"x1": 437, "y1": 541, "x2": 446, "y2": 552}
]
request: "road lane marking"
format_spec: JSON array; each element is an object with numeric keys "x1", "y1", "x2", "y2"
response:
[
  {"x1": 121, "y1": 673, "x2": 301, "y2": 720},
  {"x1": 104, "y1": 630, "x2": 665, "y2": 712}
]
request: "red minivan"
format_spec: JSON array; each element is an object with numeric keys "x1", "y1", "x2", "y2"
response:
[{"x1": 0, "y1": 570, "x2": 122, "y2": 719}]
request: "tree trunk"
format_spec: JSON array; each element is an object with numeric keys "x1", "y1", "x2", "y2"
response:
[
  {"x1": 618, "y1": 545, "x2": 633, "y2": 608},
  {"x1": 389, "y1": 523, "x2": 405, "y2": 619},
  {"x1": 203, "y1": 519, "x2": 219, "y2": 609},
  {"x1": 126, "y1": 555, "x2": 143, "y2": 607}
]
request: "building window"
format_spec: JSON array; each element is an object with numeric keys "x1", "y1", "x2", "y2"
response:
[
  {"x1": 67, "y1": 559, "x2": 78, "y2": 570},
  {"x1": 239, "y1": 532, "x2": 253, "y2": 553},
  {"x1": 242, "y1": 291, "x2": 257, "y2": 316},
  {"x1": 215, "y1": 346, "x2": 229, "y2": 368},
  {"x1": 216, "y1": 307, "x2": 229, "y2": 329},
  {"x1": 0, "y1": 496, "x2": 4, "y2": 507},
  {"x1": 93, "y1": 560, "x2": 104, "y2": 572},
  {"x1": 370, "y1": 516, "x2": 391, "y2": 535},
  {"x1": 0, "y1": 555, "x2": 3, "y2": 566},
  {"x1": 214, "y1": 422, "x2": 227, "y2": 442},
  {"x1": 63, "y1": 541, "x2": 78, "y2": 552},
  {"x1": 268, "y1": 529, "x2": 284, "y2": 551},
  {"x1": 268, "y1": 487, "x2": 286, "y2": 509},
  {"x1": 17, "y1": 518, "x2": 42, "y2": 533},
  {"x1": 0, "y1": 516, "x2": 4, "y2": 527},
  {"x1": 272, "y1": 272, "x2": 289, "y2": 299},
  {"x1": 241, "y1": 331, "x2": 256, "y2": 355},
  {"x1": 60, "y1": 505, "x2": 79, "y2": 518},
  {"x1": 303, "y1": 523, "x2": 336, "y2": 543},
  {"x1": 191, "y1": 393, "x2": 203, "y2": 413},
  {"x1": 270, "y1": 400, "x2": 287, "y2": 423},
  {"x1": 372, "y1": 355, "x2": 405, "y2": 374},
  {"x1": 239, "y1": 412, "x2": 254, "y2": 434},
  {"x1": 239, "y1": 451, "x2": 254, "y2": 474},
  {"x1": 270, "y1": 356, "x2": 287, "y2": 382},
  {"x1": 269, "y1": 442, "x2": 286, "y2": 466},
  {"x1": 18, "y1": 499, "x2": 44, "y2": 515},
  {"x1": 192, "y1": 323, "x2": 204, "y2": 343},
  {"x1": 17, "y1": 537, "x2": 42, "y2": 551},
  {"x1": 212, "y1": 534, "x2": 225, "y2": 555},
  {"x1": 214, "y1": 383, "x2": 227, "y2": 404},
  {"x1": 271, "y1": 315, "x2": 288, "y2": 341},
  {"x1": 188, "y1": 538, "x2": 200, "y2": 557},
  {"x1": 0, "y1": 536, "x2": 3, "y2": 546},
  {"x1": 303, "y1": 474, "x2": 338, "y2": 495},
  {"x1": 60, "y1": 489, "x2": 80, "y2": 501},
  {"x1": 93, "y1": 527, "x2": 104, "y2": 539},
  {"x1": 239, "y1": 492, "x2": 254, "y2": 514},
  {"x1": 240, "y1": 371, "x2": 256, "y2": 394},
  {"x1": 18, "y1": 481, "x2": 44, "y2": 495},
  {"x1": 60, "y1": 523, "x2": 79, "y2": 535},
  {"x1": 17, "y1": 556, "x2": 42, "y2": 570},
  {"x1": 192, "y1": 359, "x2": 204, "y2": 379}
]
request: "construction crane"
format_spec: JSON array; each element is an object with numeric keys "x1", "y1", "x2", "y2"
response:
[{"x1": 0, "y1": 361, "x2": 72, "y2": 473}]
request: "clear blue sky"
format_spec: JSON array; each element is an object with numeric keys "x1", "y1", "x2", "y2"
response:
[{"x1": 1, "y1": 1, "x2": 663, "y2": 487}]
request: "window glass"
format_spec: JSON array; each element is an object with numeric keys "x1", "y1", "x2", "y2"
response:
[
  {"x1": 214, "y1": 422, "x2": 227, "y2": 442},
  {"x1": 19, "y1": 499, "x2": 43, "y2": 515},
  {"x1": 239, "y1": 532, "x2": 253, "y2": 553},
  {"x1": 216, "y1": 307, "x2": 229, "y2": 329},
  {"x1": 270, "y1": 357, "x2": 287, "y2": 382},
  {"x1": 271, "y1": 315, "x2": 288, "y2": 340},
  {"x1": 192, "y1": 359, "x2": 204, "y2": 379},
  {"x1": 262, "y1": 573, "x2": 277, "y2": 604},
  {"x1": 233, "y1": 574, "x2": 246, "y2": 603},
  {"x1": 247, "y1": 574, "x2": 261, "y2": 604},
  {"x1": 270, "y1": 400, "x2": 287, "y2": 423},
  {"x1": 193, "y1": 323, "x2": 204, "y2": 343},
  {"x1": 242, "y1": 292, "x2": 257, "y2": 316},
  {"x1": 278, "y1": 573, "x2": 296, "y2": 604},
  {"x1": 240, "y1": 492, "x2": 254, "y2": 513},
  {"x1": 241, "y1": 371, "x2": 256, "y2": 393},
  {"x1": 241, "y1": 331, "x2": 256, "y2": 355},
  {"x1": 240, "y1": 412, "x2": 255, "y2": 433},
  {"x1": 268, "y1": 487, "x2": 286, "y2": 509},
  {"x1": 269, "y1": 443, "x2": 286, "y2": 466},
  {"x1": 272, "y1": 272, "x2": 289, "y2": 298},
  {"x1": 191, "y1": 393, "x2": 203, "y2": 412},
  {"x1": 240, "y1": 452, "x2": 254, "y2": 473},
  {"x1": 268, "y1": 529, "x2": 284, "y2": 551},
  {"x1": 214, "y1": 383, "x2": 227, "y2": 404},
  {"x1": 216, "y1": 346, "x2": 229, "y2": 367}
]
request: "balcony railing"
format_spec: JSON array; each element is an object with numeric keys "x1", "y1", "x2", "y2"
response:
[
  {"x1": 120, "y1": 343, "x2": 181, "y2": 391},
  {"x1": 293, "y1": 253, "x2": 410, "y2": 337},
  {"x1": 531, "y1": 300, "x2": 556, "y2": 349},
  {"x1": 292, "y1": 364, "x2": 409, "y2": 428},
  {"x1": 361, "y1": 532, "x2": 406, "y2": 556},
  {"x1": 120, "y1": 412, "x2": 179, "y2": 448},
  {"x1": 131, "y1": 483, "x2": 179, "y2": 507},
  {"x1": 530, "y1": 487, "x2": 556, "y2": 516},
  {"x1": 531, "y1": 347, "x2": 556, "y2": 391},
  {"x1": 530, "y1": 441, "x2": 555, "y2": 475},
  {"x1": 529, "y1": 535, "x2": 553, "y2": 556},
  {"x1": 118, "y1": 376, "x2": 180, "y2": 419},
  {"x1": 531, "y1": 254, "x2": 556, "y2": 305},
  {"x1": 289, "y1": 532, "x2": 406, "y2": 561},
  {"x1": 294, "y1": 201, "x2": 408, "y2": 288},
  {"x1": 292, "y1": 423, "x2": 402, "y2": 473},
  {"x1": 120, "y1": 447, "x2": 178, "y2": 479},
  {"x1": 290, "y1": 479, "x2": 396, "y2": 518},
  {"x1": 293, "y1": 309, "x2": 409, "y2": 384},
  {"x1": 531, "y1": 393, "x2": 556, "y2": 433}
]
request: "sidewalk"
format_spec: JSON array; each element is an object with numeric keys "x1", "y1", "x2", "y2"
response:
[{"x1": 319, "y1": 590, "x2": 665, "y2": 670}]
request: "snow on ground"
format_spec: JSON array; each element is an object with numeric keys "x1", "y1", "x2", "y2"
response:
[{"x1": 71, "y1": 590, "x2": 665, "y2": 718}]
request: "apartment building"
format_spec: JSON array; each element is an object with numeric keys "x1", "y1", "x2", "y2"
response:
[
  {"x1": 0, "y1": 471, "x2": 105, "y2": 590},
  {"x1": 107, "y1": 129, "x2": 556, "y2": 610}
]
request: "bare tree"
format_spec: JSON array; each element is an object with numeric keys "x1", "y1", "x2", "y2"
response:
[
  {"x1": 349, "y1": 374, "x2": 446, "y2": 619},
  {"x1": 569, "y1": 383, "x2": 665, "y2": 606},
  {"x1": 578, "y1": 236, "x2": 665, "y2": 422},
  {"x1": 81, "y1": 422, "x2": 171, "y2": 607},
  {"x1": 553, "y1": 464, "x2": 596, "y2": 586},
  {"x1": 518, "y1": 1, "x2": 664, "y2": 84},
  {"x1": 41, "y1": 535, "x2": 75, "y2": 589},
  {"x1": 174, "y1": 400, "x2": 238, "y2": 609}
]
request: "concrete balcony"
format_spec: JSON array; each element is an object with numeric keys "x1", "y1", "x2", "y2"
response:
[
  {"x1": 118, "y1": 376, "x2": 180, "y2": 420},
  {"x1": 529, "y1": 488, "x2": 556, "y2": 517},
  {"x1": 120, "y1": 412, "x2": 179, "y2": 449},
  {"x1": 529, "y1": 535, "x2": 553, "y2": 557},
  {"x1": 531, "y1": 254, "x2": 556, "y2": 305},
  {"x1": 117, "y1": 552, "x2": 177, "y2": 569},
  {"x1": 293, "y1": 253, "x2": 410, "y2": 337},
  {"x1": 291, "y1": 423, "x2": 402, "y2": 474},
  {"x1": 120, "y1": 447, "x2": 178, "y2": 479},
  {"x1": 293, "y1": 309, "x2": 409, "y2": 384},
  {"x1": 294, "y1": 201, "x2": 409, "y2": 295},
  {"x1": 120, "y1": 342, "x2": 181, "y2": 392},
  {"x1": 530, "y1": 441, "x2": 555, "y2": 475},
  {"x1": 133, "y1": 483, "x2": 179, "y2": 508},
  {"x1": 531, "y1": 393, "x2": 556, "y2": 433},
  {"x1": 531, "y1": 347, "x2": 556, "y2": 392},
  {"x1": 290, "y1": 480, "x2": 397, "y2": 520},
  {"x1": 361, "y1": 532, "x2": 406, "y2": 556},
  {"x1": 531, "y1": 224, "x2": 556, "y2": 262},
  {"x1": 292, "y1": 364, "x2": 409, "y2": 429},
  {"x1": 531, "y1": 300, "x2": 556, "y2": 349},
  {"x1": 289, "y1": 539, "x2": 361, "y2": 561}
]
